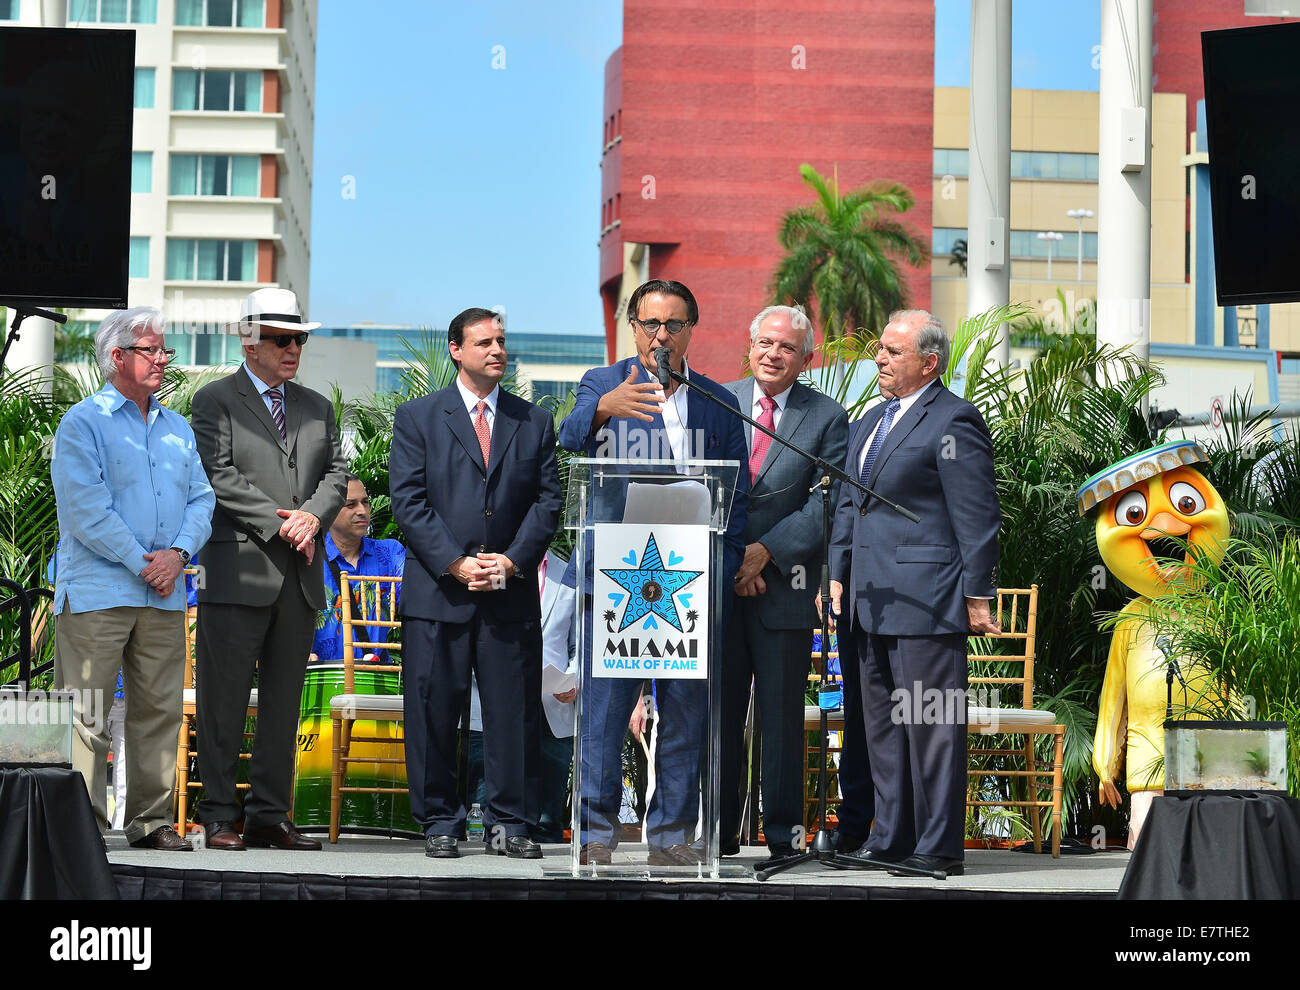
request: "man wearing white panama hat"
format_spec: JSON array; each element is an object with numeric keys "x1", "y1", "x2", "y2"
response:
[{"x1": 190, "y1": 287, "x2": 349, "y2": 850}]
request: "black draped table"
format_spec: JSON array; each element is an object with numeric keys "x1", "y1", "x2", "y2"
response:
[
  {"x1": 0, "y1": 767, "x2": 119, "y2": 899},
  {"x1": 1119, "y1": 791, "x2": 1300, "y2": 899}
]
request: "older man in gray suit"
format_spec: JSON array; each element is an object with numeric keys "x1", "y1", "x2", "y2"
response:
[
  {"x1": 721, "y1": 305, "x2": 849, "y2": 861},
  {"x1": 190, "y1": 288, "x2": 349, "y2": 851}
]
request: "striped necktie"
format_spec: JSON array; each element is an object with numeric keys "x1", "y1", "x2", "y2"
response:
[
  {"x1": 268, "y1": 387, "x2": 286, "y2": 441},
  {"x1": 859, "y1": 397, "x2": 900, "y2": 485}
]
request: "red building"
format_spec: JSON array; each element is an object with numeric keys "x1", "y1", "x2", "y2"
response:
[
  {"x1": 1154, "y1": 0, "x2": 1299, "y2": 147},
  {"x1": 599, "y1": 0, "x2": 936, "y2": 378}
]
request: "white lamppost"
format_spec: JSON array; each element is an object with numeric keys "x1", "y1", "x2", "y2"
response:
[
  {"x1": 1066, "y1": 207, "x2": 1095, "y2": 282},
  {"x1": 1037, "y1": 231, "x2": 1063, "y2": 282}
]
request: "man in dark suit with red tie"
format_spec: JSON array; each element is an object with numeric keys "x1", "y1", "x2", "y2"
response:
[{"x1": 389, "y1": 308, "x2": 563, "y2": 859}]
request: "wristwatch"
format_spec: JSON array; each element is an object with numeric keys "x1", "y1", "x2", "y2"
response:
[{"x1": 172, "y1": 547, "x2": 191, "y2": 565}]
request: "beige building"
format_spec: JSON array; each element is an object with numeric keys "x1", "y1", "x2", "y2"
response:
[
  {"x1": 1, "y1": 0, "x2": 316, "y2": 367},
  {"x1": 930, "y1": 86, "x2": 1300, "y2": 355}
]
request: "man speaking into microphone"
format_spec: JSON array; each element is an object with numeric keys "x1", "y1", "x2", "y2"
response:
[{"x1": 558, "y1": 279, "x2": 748, "y2": 866}]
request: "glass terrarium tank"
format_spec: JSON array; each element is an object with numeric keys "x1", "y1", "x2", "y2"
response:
[
  {"x1": 1164, "y1": 720, "x2": 1288, "y2": 792},
  {"x1": 0, "y1": 690, "x2": 75, "y2": 767}
]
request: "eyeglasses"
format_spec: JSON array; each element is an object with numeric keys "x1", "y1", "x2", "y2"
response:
[
  {"x1": 632, "y1": 318, "x2": 691, "y2": 336},
  {"x1": 269, "y1": 332, "x2": 310, "y2": 348},
  {"x1": 120, "y1": 345, "x2": 176, "y2": 361}
]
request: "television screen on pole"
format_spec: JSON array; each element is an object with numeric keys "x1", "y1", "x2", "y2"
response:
[
  {"x1": 0, "y1": 27, "x2": 135, "y2": 309},
  {"x1": 1202, "y1": 22, "x2": 1300, "y2": 307}
]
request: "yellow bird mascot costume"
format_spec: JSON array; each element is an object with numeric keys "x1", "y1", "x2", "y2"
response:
[{"x1": 1076, "y1": 441, "x2": 1230, "y2": 848}]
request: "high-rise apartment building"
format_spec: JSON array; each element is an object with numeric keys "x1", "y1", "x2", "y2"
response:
[{"x1": 1, "y1": 0, "x2": 316, "y2": 366}]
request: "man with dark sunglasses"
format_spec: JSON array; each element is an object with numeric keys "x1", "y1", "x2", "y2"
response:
[{"x1": 189, "y1": 287, "x2": 349, "y2": 851}]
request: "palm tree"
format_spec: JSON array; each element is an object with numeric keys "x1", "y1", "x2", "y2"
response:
[{"x1": 769, "y1": 163, "x2": 928, "y2": 341}]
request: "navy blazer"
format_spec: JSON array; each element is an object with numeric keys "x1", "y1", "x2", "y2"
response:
[
  {"x1": 830, "y1": 381, "x2": 1000, "y2": 636},
  {"x1": 390, "y1": 384, "x2": 563, "y2": 624},
  {"x1": 557, "y1": 355, "x2": 749, "y2": 582}
]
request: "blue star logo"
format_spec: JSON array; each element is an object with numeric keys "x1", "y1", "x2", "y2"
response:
[{"x1": 601, "y1": 533, "x2": 702, "y2": 632}]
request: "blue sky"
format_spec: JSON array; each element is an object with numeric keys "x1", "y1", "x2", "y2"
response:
[{"x1": 310, "y1": 1, "x2": 1101, "y2": 334}]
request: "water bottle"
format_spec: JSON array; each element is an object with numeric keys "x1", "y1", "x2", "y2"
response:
[{"x1": 467, "y1": 802, "x2": 484, "y2": 840}]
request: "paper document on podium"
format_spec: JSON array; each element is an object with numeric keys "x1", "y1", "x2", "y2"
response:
[{"x1": 622, "y1": 480, "x2": 711, "y2": 526}]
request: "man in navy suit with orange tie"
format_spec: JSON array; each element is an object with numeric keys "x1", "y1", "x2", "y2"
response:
[{"x1": 390, "y1": 308, "x2": 563, "y2": 859}]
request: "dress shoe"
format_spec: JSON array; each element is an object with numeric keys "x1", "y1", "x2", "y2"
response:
[
  {"x1": 129, "y1": 825, "x2": 193, "y2": 851},
  {"x1": 243, "y1": 820, "x2": 322, "y2": 851},
  {"x1": 425, "y1": 835, "x2": 460, "y2": 858},
  {"x1": 204, "y1": 820, "x2": 245, "y2": 850},
  {"x1": 720, "y1": 837, "x2": 740, "y2": 856},
  {"x1": 765, "y1": 841, "x2": 801, "y2": 863},
  {"x1": 579, "y1": 842, "x2": 612, "y2": 865},
  {"x1": 498, "y1": 836, "x2": 543, "y2": 859},
  {"x1": 887, "y1": 854, "x2": 964, "y2": 878},
  {"x1": 647, "y1": 843, "x2": 703, "y2": 867},
  {"x1": 833, "y1": 844, "x2": 904, "y2": 868}
]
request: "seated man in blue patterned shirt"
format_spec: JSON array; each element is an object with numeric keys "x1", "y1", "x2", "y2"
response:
[{"x1": 310, "y1": 476, "x2": 405, "y2": 664}]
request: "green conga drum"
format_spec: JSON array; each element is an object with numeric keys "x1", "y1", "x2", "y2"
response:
[{"x1": 292, "y1": 662, "x2": 420, "y2": 834}]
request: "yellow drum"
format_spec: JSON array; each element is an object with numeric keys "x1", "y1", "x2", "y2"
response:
[{"x1": 292, "y1": 662, "x2": 419, "y2": 834}]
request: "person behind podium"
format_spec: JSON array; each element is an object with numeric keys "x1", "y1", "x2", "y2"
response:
[
  {"x1": 829, "y1": 309, "x2": 1001, "y2": 878},
  {"x1": 557, "y1": 278, "x2": 749, "y2": 866},
  {"x1": 390, "y1": 307, "x2": 563, "y2": 860},
  {"x1": 720, "y1": 305, "x2": 849, "y2": 861}
]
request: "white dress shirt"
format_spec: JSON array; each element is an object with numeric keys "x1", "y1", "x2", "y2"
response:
[
  {"x1": 856, "y1": 378, "x2": 938, "y2": 477},
  {"x1": 456, "y1": 377, "x2": 500, "y2": 433},
  {"x1": 750, "y1": 382, "x2": 794, "y2": 450}
]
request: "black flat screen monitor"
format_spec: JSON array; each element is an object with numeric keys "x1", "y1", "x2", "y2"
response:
[
  {"x1": 1202, "y1": 22, "x2": 1300, "y2": 307},
  {"x1": 0, "y1": 27, "x2": 135, "y2": 309}
]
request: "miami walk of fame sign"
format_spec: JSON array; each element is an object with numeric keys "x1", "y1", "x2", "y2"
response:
[{"x1": 592, "y1": 523, "x2": 710, "y2": 679}]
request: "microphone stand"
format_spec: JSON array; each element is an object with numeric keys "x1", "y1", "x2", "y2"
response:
[
  {"x1": 657, "y1": 362, "x2": 946, "y2": 881},
  {"x1": 1, "y1": 304, "x2": 67, "y2": 375}
]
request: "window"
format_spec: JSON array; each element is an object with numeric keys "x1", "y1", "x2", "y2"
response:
[
  {"x1": 172, "y1": 69, "x2": 262, "y2": 112},
  {"x1": 932, "y1": 148, "x2": 969, "y2": 177},
  {"x1": 131, "y1": 152, "x2": 152, "y2": 193},
  {"x1": 934, "y1": 148, "x2": 1098, "y2": 181},
  {"x1": 129, "y1": 237, "x2": 150, "y2": 279},
  {"x1": 175, "y1": 0, "x2": 263, "y2": 27},
  {"x1": 134, "y1": 68, "x2": 156, "y2": 109},
  {"x1": 934, "y1": 227, "x2": 1098, "y2": 261},
  {"x1": 0, "y1": 0, "x2": 18, "y2": 21},
  {"x1": 932, "y1": 227, "x2": 967, "y2": 256},
  {"x1": 165, "y1": 239, "x2": 257, "y2": 281},
  {"x1": 72, "y1": 0, "x2": 157, "y2": 22},
  {"x1": 169, "y1": 154, "x2": 260, "y2": 196}
]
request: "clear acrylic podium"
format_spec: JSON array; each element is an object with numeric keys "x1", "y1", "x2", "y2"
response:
[{"x1": 561, "y1": 458, "x2": 741, "y2": 878}]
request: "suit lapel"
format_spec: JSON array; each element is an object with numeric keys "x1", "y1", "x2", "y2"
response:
[
  {"x1": 486, "y1": 394, "x2": 521, "y2": 484},
  {"x1": 283, "y1": 381, "x2": 304, "y2": 453},
  {"x1": 441, "y1": 387, "x2": 486, "y2": 475},
  {"x1": 737, "y1": 379, "x2": 755, "y2": 451},
  {"x1": 755, "y1": 385, "x2": 806, "y2": 488},
  {"x1": 237, "y1": 367, "x2": 288, "y2": 453},
  {"x1": 867, "y1": 383, "x2": 940, "y2": 487}
]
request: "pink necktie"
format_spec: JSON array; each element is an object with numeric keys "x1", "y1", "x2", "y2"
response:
[
  {"x1": 474, "y1": 400, "x2": 491, "y2": 468},
  {"x1": 749, "y1": 396, "x2": 777, "y2": 483},
  {"x1": 538, "y1": 555, "x2": 547, "y2": 599}
]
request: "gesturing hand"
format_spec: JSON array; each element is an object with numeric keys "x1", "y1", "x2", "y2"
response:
[{"x1": 594, "y1": 365, "x2": 665, "y2": 426}]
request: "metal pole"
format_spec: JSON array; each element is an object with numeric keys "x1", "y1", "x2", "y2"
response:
[
  {"x1": 1097, "y1": 0, "x2": 1153, "y2": 398},
  {"x1": 966, "y1": 0, "x2": 1013, "y2": 369}
]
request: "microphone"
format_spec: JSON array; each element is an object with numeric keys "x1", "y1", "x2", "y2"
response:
[{"x1": 654, "y1": 346, "x2": 672, "y2": 388}]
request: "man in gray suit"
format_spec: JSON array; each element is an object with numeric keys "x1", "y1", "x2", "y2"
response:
[
  {"x1": 721, "y1": 305, "x2": 849, "y2": 861},
  {"x1": 191, "y1": 288, "x2": 349, "y2": 851},
  {"x1": 830, "y1": 309, "x2": 1001, "y2": 877}
]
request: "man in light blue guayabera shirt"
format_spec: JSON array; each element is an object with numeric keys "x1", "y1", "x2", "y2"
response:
[{"x1": 51, "y1": 307, "x2": 214, "y2": 851}]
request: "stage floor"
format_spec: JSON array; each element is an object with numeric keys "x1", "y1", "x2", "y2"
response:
[{"x1": 106, "y1": 834, "x2": 1129, "y2": 899}]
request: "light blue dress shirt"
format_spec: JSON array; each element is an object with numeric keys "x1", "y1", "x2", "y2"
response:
[{"x1": 51, "y1": 381, "x2": 215, "y2": 614}]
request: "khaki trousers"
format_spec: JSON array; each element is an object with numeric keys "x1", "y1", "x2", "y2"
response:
[{"x1": 55, "y1": 606, "x2": 186, "y2": 844}]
